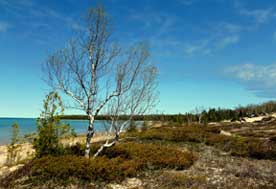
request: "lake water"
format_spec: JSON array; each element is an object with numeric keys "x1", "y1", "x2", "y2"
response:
[{"x1": 0, "y1": 118, "x2": 112, "y2": 145}]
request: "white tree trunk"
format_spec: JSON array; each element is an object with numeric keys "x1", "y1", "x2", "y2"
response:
[
  {"x1": 85, "y1": 115, "x2": 94, "y2": 158},
  {"x1": 93, "y1": 140, "x2": 116, "y2": 158}
]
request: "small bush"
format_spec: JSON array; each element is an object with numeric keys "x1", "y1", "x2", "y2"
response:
[{"x1": 34, "y1": 92, "x2": 75, "y2": 157}]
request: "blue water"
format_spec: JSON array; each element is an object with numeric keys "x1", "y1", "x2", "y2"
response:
[{"x1": 0, "y1": 118, "x2": 108, "y2": 145}]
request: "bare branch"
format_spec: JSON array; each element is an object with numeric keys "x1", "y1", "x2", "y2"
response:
[{"x1": 43, "y1": 6, "x2": 158, "y2": 158}]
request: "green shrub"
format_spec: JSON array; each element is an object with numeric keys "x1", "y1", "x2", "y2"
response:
[
  {"x1": 34, "y1": 92, "x2": 75, "y2": 157},
  {"x1": 64, "y1": 142, "x2": 196, "y2": 170},
  {"x1": 1, "y1": 142, "x2": 196, "y2": 187},
  {"x1": 30, "y1": 155, "x2": 138, "y2": 184},
  {"x1": 101, "y1": 142, "x2": 196, "y2": 170}
]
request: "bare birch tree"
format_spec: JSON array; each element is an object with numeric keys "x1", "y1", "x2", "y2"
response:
[
  {"x1": 94, "y1": 65, "x2": 158, "y2": 157},
  {"x1": 44, "y1": 6, "x2": 156, "y2": 158}
]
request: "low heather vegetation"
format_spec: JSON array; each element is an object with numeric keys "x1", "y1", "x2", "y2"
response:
[
  {"x1": 128, "y1": 125, "x2": 276, "y2": 160},
  {"x1": 2, "y1": 92, "x2": 276, "y2": 188},
  {"x1": 0, "y1": 142, "x2": 196, "y2": 187},
  {"x1": 2, "y1": 119, "x2": 276, "y2": 188}
]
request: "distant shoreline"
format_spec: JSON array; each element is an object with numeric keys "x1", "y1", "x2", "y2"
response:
[
  {"x1": 0, "y1": 119, "x2": 115, "y2": 145},
  {"x1": 0, "y1": 117, "x2": 36, "y2": 119}
]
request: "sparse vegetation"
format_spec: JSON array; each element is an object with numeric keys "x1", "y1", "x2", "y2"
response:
[{"x1": 6, "y1": 123, "x2": 22, "y2": 166}]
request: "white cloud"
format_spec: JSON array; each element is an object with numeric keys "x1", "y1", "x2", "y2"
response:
[
  {"x1": 240, "y1": 8, "x2": 273, "y2": 24},
  {"x1": 183, "y1": 34, "x2": 239, "y2": 56},
  {"x1": 129, "y1": 9, "x2": 175, "y2": 37},
  {"x1": 220, "y1": 23, "x2": 246, "y2": 33},
  {"x1": 216, "y1": 35, "x2": 239, "y2": 49},
  {"x1": 0, "y1": 0, "x2": 83, "y2": 45},
  {"x1": 184, "y1": 40, "x2": 212, "y2": 55},
  {"x1": 0, "y1": 22, "x2": 11, "y2": 32},
  {"x1": 182, "y1": 20, "x2": 244, "y2": 56},
  {"x1": 225, "y1": 63, "x2": 276, "y2": 97},
  {"x1": 0, "y1": 0, "x2": 81, "y2": 31},
  {"x1": 235, "y1": 2, "x2": 273, "y2": 25}
]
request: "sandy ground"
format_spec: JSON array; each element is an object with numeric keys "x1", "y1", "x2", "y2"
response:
[
  {"x1": 221, "y1": 113, "x2": 276, "y2": 123},
  {"x1": 244, "y1": 116, "x2": 266, "y2": 123},
  {"x1": 0, "y1": 143, "x2": 34, "y2": 167},
  {"x1": 0, "y1": 143, "x2": 34, "y2": 177},
  {"x1": 244, "y1": 113, "x2": 276, "y2": 123}
]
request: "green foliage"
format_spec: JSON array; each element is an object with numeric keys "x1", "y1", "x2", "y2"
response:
[
  {"x1": 34, "y1": 120, "x2": 59, "y2": 157},
  {"x1": 34, "y1": 92, "x2": 75, "y2": 157},
  {"x1": 64, "y1": 142, "x2": 196, "y2": 170},
  {"x1": 1, "y1": 142, "x2": 196, "y2": 187},
  {"x1": 6, "y1": 123, "x2": 22, "y2": 166},
  {"x1": 31, "y1": 156, "x2": 137, "y2": 185},
  {"x1": 100, "y1": 142, "x2": 196, "y2": 170}
]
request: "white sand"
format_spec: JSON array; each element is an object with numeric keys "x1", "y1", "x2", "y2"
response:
[{"x1": 244, "y1": 113, "x2": 276, "y2": 123}]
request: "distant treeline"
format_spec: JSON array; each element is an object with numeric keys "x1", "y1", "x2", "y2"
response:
[
  {"x1": 59, "y1": 101, "x2": 276, "y2": 123},
  {"x1": 58, "y1": 115, "x2": 146, "y2": 121}
]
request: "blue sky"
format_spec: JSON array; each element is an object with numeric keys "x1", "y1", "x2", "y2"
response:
[{"x1": 0, "y1": 0, "x2": 276, "y2": 117}]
